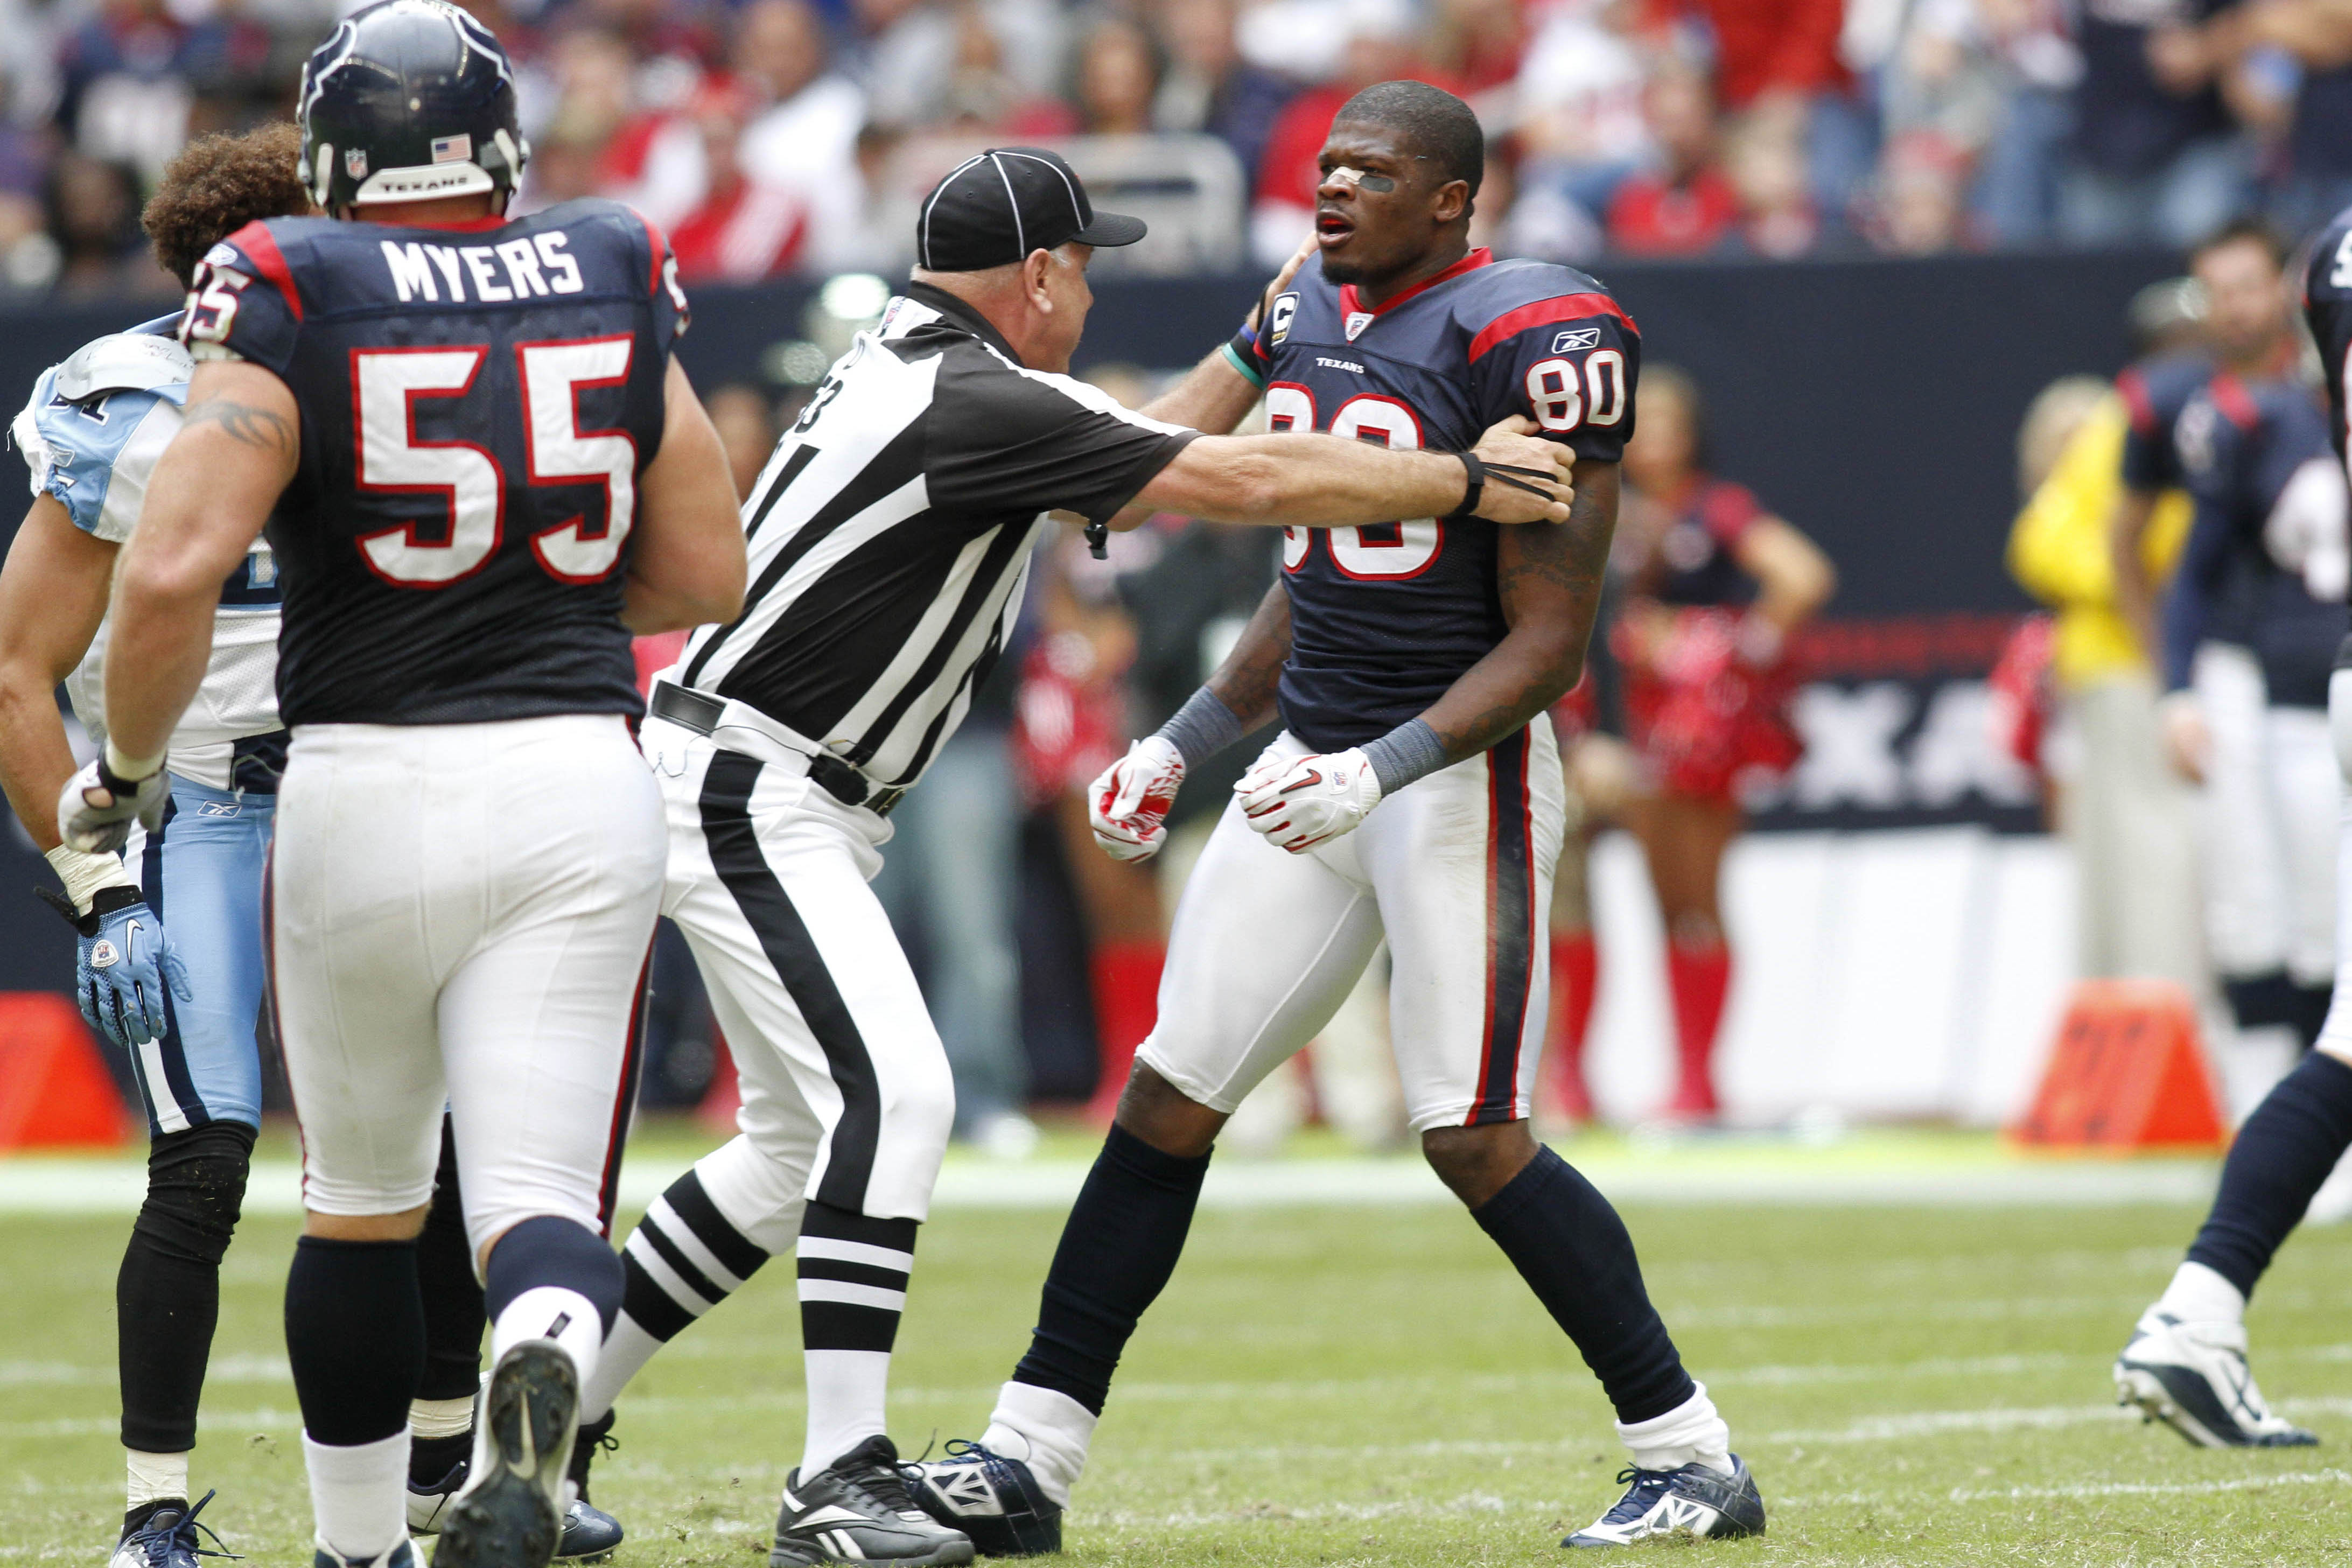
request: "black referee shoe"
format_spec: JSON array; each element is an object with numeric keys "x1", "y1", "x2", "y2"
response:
[{"x1": 772, "y1": 1436, "x2": 975, "y2": 1567}]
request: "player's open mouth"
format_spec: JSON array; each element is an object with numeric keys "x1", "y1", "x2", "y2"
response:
[{"x1": 1316, "y1": 212, "x2": 1354, "y2": 244}]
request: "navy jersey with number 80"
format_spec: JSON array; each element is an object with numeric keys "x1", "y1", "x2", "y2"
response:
[
  {"x1": 180, "y1": 196, "x2": 685, "y2": 727},
  {"x1": 1246, "y1": 248, "x2": 1640, "y2": 751}
]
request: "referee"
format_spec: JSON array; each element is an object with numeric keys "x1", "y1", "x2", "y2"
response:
[{"x1": 582, "y1": 146, "x2": 1575, "y2": 1567}]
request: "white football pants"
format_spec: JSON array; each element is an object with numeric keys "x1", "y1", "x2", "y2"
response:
[
  {"x1": 1139, "y1": 719, "x2": 1566, "y2": 1133},
  {"x1": 271, "y1": 716, "x2": 664, "y2": 1256},
  {"x1": 2194, "y1": 643, "x2": 2337, "y2": 986}
]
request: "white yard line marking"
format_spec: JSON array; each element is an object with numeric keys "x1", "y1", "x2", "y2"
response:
[
  {"x1": 0, "y1": 1152, "x2": 2235, "y2": 1215},
  {"x1": 1946, "y1": 1469, "x2": 2352, "y2": 1502}
]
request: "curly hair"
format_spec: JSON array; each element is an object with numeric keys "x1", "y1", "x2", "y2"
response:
[{"x1": 141, "y1": 122, "x2": 314, "y2": 289}]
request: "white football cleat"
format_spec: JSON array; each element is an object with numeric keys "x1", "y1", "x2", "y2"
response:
[
  {"x1": 2115, "y1": 1307, "x2": 2318, "y2": 1447},
  {"x1": 1565, "y1": 1456, "x2": 1765, "y2": 1547}
]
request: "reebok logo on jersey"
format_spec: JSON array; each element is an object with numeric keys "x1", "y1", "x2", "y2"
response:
[
  {"x1": 1551, "y1": 327, "x2": 1601, "y2": 352},
  {"x1": 1344, "y1": 310, "x2": 1374, "y2": 341},
  {"x1": 195, "y1": 801, "x2": 241, "y2": 817}
]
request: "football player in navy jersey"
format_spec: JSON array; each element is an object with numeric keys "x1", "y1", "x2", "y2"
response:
[
  {"x1": 56, "y1": 4, "x2": 745, "y2": 1566},
  {"x1": 2112, "y1": 217, "x2": 2352, "y2": 1452},
  {"x1": 909, "y1": 81, "x2": 1765, "y2": 1552},
  {"x1": 0, "y1": 122, "x2": 515, "y2": 1568}
]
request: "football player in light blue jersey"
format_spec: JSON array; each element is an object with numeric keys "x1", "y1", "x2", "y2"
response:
[{"x1": 0, "y1": 124, "x2": 553, "y2": 1568}]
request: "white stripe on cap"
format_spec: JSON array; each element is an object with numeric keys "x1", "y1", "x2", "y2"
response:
[
  {"x1": 996, "y1": 150, "x2": 1083, "y2": 232},
  {"x1": 990, "y1": 151, "x2": 1024, "y2": 257},
  {"x1": 920, "y1": 152, "x2": 989, "y2": 270}
]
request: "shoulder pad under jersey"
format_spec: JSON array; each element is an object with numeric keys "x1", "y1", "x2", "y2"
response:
[{"x1": 52, "y1": 330, "x2": 193, "y2": 403}]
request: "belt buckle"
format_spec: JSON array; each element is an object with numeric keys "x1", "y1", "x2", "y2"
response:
[{"x1": 867, "y1": 785, "x2": 907, "y2": 818}]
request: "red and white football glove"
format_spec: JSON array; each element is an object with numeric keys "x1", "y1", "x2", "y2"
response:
[
  {"x1": 1234, "y1": 746, "x2": 1383, "y2": 853},
  {"x1": 1088, "y1": 735, "x2": 1186, "y2": 862}
]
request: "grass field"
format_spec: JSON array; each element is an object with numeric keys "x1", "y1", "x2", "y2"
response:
[{"x1": 8, "y1": 1138, "x2": 2352, "y2": 1564}]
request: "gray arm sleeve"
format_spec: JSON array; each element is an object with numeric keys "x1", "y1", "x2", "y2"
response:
[
  {"x1": 1156, "y1": 687, "x2": 1247, "y2": 767},
  {"x1": 1360, "y1": 718, "x2": 1448, "y2": 796}
]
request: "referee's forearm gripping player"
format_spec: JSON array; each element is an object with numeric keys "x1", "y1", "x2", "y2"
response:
[{"x1": 593, "y1": 145, "x2": 1574, "y2": 1566}]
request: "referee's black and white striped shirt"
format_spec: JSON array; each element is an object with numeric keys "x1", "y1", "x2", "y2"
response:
[{"x1": 673, "y1": 282, "x2": 1195, "y2": 787}]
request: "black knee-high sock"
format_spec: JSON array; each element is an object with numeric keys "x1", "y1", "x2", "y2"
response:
[
  {"x1": 1010, "y1": 1125, "x2": 1210, "y2": 1415},
  {"x1": 284, "y1": 1237, "x2": 425, "y2": 1447},
  {"x1": 118, "y1": 1120, "x2": 255, "y2": 1457},
  {"x1": 416, "y1": 1116, "x2": 486, "y2": 1401},
  {"x1": 2290, "y1": 984, "x2": 2336, "y2": 1054},
  {"x1": 2185, "y1": 1051, "x2": 2352, "y2": 1297},
  {"x1": 411, "y1": 1116, "x2": 486, "y2": 1483},
  {"x1": 617, "y1": 1167, "x2": 773, "y2": 1345},
  {"x1": 1472, "y1": 1146, "x2": 1695, "y2": 1425}
]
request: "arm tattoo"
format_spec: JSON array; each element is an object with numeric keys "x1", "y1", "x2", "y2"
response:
[
  {"x1": 1206, "y1": 583, "x2": 1292, "y2": 728},
  {"x1": 181, "y1": 397, "x2": 296, "y2": 456},
  {"x1": 1422, "y1": 463, "x2": 1619, "y2": 765}
]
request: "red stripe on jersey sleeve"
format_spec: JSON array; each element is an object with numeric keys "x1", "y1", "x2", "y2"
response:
[
  {"x1": 2115, "y1": 367, "x2": 2154, "y2": 435},
  {"x1": 227, "y1": 220, "x2": 302, "y2": 321},
  {"x1": 639, "y1": 212, "x2": 671, "y2": 297},
  {"x1": 2209, "y1": 370, "x2": 2258, "y2": 429},
  {"x1": 1465, "y1": 292, "x2": 1636, "y2": 365}
]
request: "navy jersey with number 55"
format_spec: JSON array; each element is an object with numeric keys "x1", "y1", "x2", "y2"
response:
[
  {"x1": 179, "y1": 197, "x2": 685, "y2": 727},
  {"x1": 1243, "y1": 247, "x2": 1639, "y2": 751}
]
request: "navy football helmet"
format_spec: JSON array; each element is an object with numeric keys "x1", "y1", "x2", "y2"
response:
[{"x1": 298, "y1": 0, "x2": 527, "y2": 214}]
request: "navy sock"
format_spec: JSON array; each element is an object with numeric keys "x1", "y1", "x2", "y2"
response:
[
  {"x1": 2224, "y1": 971, "x2": 2300, "y2": 1032},
  {"x1": 416, "y1": 1115, "x2": 486, "y2": 1402},
  {"x1": 2290, "y1": 984, "x2": 2335, "y2": 1054},
  {"x1": 483, "y1": 1215, "x2": 624, "y2": 1333},
  {"x1": 283, "y1": 1236, "x2": 424, "y2": 1446},
  {"x1": 1472, "y1": 1146, "x2": 1696, "y2": 1425},
  {"x1": 2185, "y1": 1051, "x2": 2352, "y2": 1297},
  {"x1": 1011, "y1": 1124, "x2": 1210, "y2": 1415}
]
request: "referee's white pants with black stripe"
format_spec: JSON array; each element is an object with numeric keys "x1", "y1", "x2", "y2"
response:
[
  {"x1": 269, "y1": 716, "x2": 664, "y2": 1256},
  {"x1": 642, "y1": 715, "x2": 955, "y2": 1226},
  {"x1": 1139, "y1": 717, "x2": 1567, "y2": 1132}
]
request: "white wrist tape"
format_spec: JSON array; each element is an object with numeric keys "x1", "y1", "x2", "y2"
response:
[
  {"x1": 104, "y1": 740, "x2": 165, "y2": 782},
  {"x1": 45, "y1": 843, "x2": 134, "y2": 916}
]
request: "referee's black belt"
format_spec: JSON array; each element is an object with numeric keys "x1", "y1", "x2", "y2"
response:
[{"x1": 648, "y1": 681, "x2": 908, "y2": 818}]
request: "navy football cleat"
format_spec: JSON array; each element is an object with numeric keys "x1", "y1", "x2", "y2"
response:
[
  {"x1": 2115, "y1": 1308, "x2": 2319, "y2": 1448},
  {"x1": 1565, "y1": 1457, "x2": 1766, "y2": 1548},
  {"x1": 904, "y1": 1440, "x2": 1063, "y2": 1557},
  {"x1": 110, "y1": 1492, "x2": 235, "y2": 1568}
]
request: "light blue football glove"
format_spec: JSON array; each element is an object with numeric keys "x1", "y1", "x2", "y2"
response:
[{"x1": 67, "y1": 887, "x2": 193, "y2": 1049}]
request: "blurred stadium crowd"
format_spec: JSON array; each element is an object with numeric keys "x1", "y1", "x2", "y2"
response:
[{"x1": 16, "y1": 0, "x2": 2352, "y2": 300}]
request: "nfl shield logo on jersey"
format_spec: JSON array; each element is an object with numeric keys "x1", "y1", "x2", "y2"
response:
[
  {"x1": 344, "y1": 147, "x2": 367, "y2": 180},
  {"x1": 1343, "y1": 310, "x2": 1374, "y2": 341}
]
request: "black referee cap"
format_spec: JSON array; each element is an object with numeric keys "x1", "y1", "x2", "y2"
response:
[{"x1": 916, "y1": 147, "x2": 1147, "y2": 271}]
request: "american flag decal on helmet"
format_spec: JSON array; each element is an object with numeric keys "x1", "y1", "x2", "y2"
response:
[{"x1": 430, "y1": 134, "x2": 471, "y2": 164}]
